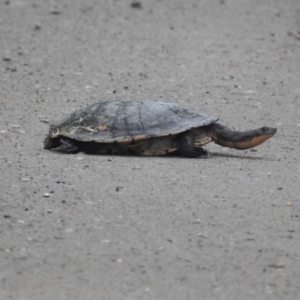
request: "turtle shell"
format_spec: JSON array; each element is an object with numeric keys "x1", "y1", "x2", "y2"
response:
[{"x1": 49, "y1": 100, "x2": 218, "y2": 143}]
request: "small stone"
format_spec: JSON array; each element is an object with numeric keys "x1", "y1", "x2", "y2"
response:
[
  {"x1": 50, "y1": 7, "x2": 62, "y2": 15},
  {"x1": 34, "y1": 23, "x2": 41, "y2": 30},
  {"x1": 286, "y1": 202, "x2": 293, "y2": 207},
  {"x1": 75, "y1": 155, "x2": 84, "y2": 160},
  {"x1": 222, "y1": 75, "x2": 234, "y2": 81},
  {"x1": 131, "y1": 1, "x2": 142, "y2": 9},
  {"x1": 267, "y1": 263, "x2": 285, "y2": 269},
  {"x1": 101, "y1": 240, "x2": 111, "y2": 243},
  {"x1": 43, "y1": 193, "x2": 50, "y2": 198},
  {"x1": 21, "y1": 177, "x2": 30, "y2": 182}
]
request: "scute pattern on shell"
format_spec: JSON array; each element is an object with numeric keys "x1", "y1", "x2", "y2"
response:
[{"x1": 49, "y1": 100, "x2": 218, "y2": 143}]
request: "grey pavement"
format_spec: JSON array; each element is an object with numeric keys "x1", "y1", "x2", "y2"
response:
[{"x1": 0, "y1": 0, "x2": 300, "y2": 299}]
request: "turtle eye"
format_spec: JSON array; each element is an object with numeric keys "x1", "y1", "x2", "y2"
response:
[{"x1": 262, "y1": 126, "x2": 269, "y2": 132}]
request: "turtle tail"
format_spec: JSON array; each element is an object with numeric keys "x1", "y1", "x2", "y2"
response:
[{"x1": 207, "y1": 123, "x2": 277, "y2": 150}]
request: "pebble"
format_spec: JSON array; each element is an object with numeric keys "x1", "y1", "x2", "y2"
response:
[
  {"x1": 43, "y1": 193, "x2": 50, "y2": 198},
  {"x1": 222, "y1": 76, "x2": 234, "y2": 81},
  {"x1": 102, "y1": 240, "x2": 111, "y2": 243},
  {"x1": 268, "y1": 263, "x2": 285, "y2": 269},
  {"x1": 75, "y1": 155, "x2": 84, "y2": 160},
  {"x1": 131, "y1": 1, "x2": 142, "y2": 9},
  {"x1": 34, "y1": 23, "x2": 41, "y2": 30},
  {"x1": 21, "y1": 177, "x2": 30, "y2": 182},
  {"x1": 286, "y1": 202, "x2": 293, "y2": 207},
  {"x1": 50, "y1": 7, "x2": 62, "y2": 15}
]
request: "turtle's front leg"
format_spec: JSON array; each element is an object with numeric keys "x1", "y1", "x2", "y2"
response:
[{"x1": 179, "y1": 132, "x2": 208, "y2": 158}]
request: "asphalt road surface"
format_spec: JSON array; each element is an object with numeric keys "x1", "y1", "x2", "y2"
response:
[{"x1": 1, "y1": 1, "x2": 299, "y2": 299}]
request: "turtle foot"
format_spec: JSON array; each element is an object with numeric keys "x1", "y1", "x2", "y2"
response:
[{"x1": 52, "y1": 138, "x2": 80, "y2": 153}]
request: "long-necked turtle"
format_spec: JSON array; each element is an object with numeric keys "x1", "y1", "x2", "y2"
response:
[{"x1": 44, "y1": 100, "x2": 276, "y2": 157}]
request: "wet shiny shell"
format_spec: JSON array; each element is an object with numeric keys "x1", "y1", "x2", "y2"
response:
[{"x1": 49, "y1": 100, "x2": 218, "y2": 143}]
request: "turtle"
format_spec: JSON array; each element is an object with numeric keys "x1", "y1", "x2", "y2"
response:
[{"x1": 44, "y1": 100, "x2": 277, "y2": 158}]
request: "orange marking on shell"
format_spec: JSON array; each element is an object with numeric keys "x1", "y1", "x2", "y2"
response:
[{"x1": 98, "y1": 125, "x2": 107, "y2": 131}]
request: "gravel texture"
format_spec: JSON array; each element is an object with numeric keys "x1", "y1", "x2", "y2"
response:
[{"x1": 0, "y1": 1, "x2": 300, "y2": 299}]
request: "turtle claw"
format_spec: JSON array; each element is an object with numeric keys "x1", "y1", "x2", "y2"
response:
[{"x1": 198, "y1": 149, "x2": 211, "y2": 158}]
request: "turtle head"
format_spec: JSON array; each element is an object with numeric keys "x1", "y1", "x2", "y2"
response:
[
  {"x1": 209, "y1": 123, "x2": 277, "y2": 150},
  {"x1": 240, "y1": 126, "x2": 277, "y2": 149}
]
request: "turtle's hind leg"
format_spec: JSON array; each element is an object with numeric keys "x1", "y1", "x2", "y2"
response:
[
  {"x1": 44, "y1": 135, "x2": 62, "y2": 150},
  {"x1": 52, "y1": 138, "x2": 80, "y2": 153}
]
